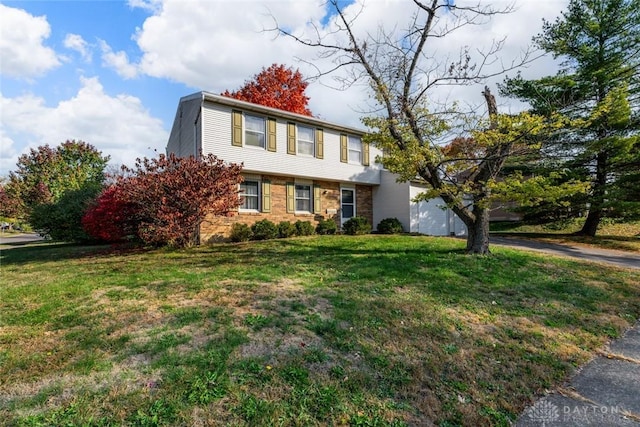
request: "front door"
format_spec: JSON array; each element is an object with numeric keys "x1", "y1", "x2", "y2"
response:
[{"x1": 340, "y1": 188, "x2": 355, "y2": 225}]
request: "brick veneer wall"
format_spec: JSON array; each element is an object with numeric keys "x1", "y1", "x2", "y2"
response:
[
  {"x1": 200, "y1": 174, "x2": 374, "y2": 243},
  {"x1": 356, "y1": 185, "x2": 373, "y2": 228}
]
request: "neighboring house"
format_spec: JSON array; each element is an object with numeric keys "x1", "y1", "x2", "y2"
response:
[
  {"x1": 166, "y1": 92, "x2": 467, "y2": 242},
  {"x1": 490, "y1": 202, "x2": 522, "y2": 222}
]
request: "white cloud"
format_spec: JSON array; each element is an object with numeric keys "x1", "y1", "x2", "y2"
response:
[
  {"x1": 124, "y1": 0, "x2": 370, "y2": 127},
  {"x1": 0, "y1": 4, "x2": 61, "y2": 78},
  {"x1": 0, "y1": 77, "x2": 168, "y2": 170},
  {"x1": 0, "y1": 129, "x2": 18, "y2": 176},
  {"x1": 64, "y1": 33, "x2": 92, "y2": 62},
  {"x1": 125, "y1": 0, "x2": 567, "y2": 127},
  {"x1": 99, "y1": 40, "x2": 139, "y2": 79},
  {"x1": 128, "y1": 0, "x2": 163, "y2": 13},
  {"x1": 132, "y1": 0, "x2": 324, "y2": 90}
]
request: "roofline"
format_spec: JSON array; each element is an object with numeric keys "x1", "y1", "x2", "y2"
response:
[{"x1": 179, "y1": 91, "x2": 368, "y2": 136}]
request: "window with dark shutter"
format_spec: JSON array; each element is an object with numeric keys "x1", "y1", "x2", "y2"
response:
[
  {"x1": 340, "y1": 134, "x2": 348, "y2": 163},
  {"x1": 315, "y1": 129, "x2": 324, "y2": 159},
  {"x1": 267, "y1": 118, "x2": 277, "y2": 152},
  {"x1": 287, "y1": 123, "x2": 296, "y2": 155},
  {"x1": 262, "y1": 180, "x2": 271, "y2": 212},
  {"x1": 232, "y1": 110, "x2": 243, "y2": 146}
]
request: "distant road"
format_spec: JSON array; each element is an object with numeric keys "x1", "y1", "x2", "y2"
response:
[
  {"x1": 490, "y1": 236, "x2": 640, "y2": 270},
  {"x1": 0, "y1": 233, "x2": 45, "y2": 249}
]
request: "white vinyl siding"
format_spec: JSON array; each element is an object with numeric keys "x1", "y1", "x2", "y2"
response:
[
  {"x1": 167, "y1": 97, "x2": 202, "y2": 158},
  {"x1": 200, "y1": 102, "x2": 382, "y2": 184},
  {"x1": 372, "y1": 170, "x2": 411, "y2": 232}
]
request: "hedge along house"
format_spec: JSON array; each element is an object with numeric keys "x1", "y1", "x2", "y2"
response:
[
  {"x1": 166, "y1": 92, "x2": 381, "y2": 242},
  {"x1": 166, "y1": 92, "x2": 467, "y2": 242}
]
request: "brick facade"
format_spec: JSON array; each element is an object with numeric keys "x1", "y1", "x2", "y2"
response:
[
  {"x1": 200, "y1": 174, "x2": 374, "y2": 243},
  {"x1": 355, "y1": 185, "x2": 373, "y2": 227}
]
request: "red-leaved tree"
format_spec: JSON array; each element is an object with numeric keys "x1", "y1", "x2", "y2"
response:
[
  {"x1": 222, "y1": 63, "x2": 313, "y2": 116},
  {"x1": 84, "y1": 153, "x2": 243, "y2": 247},
  {"x1": 82, "y1": 185, "x2": 138, "y2": 243}
]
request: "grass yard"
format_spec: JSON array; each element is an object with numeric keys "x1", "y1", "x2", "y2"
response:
[{"x1": 1, "y1": 235, "x2": 639, "y2": 426}]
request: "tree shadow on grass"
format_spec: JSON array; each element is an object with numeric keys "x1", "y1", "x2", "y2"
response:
[
  {"x1": 0, "y1": 241, "x2": 145, "y2": 265},
  {"x1": 3, "y1": 236, "x2": 638, "y2": 327}
]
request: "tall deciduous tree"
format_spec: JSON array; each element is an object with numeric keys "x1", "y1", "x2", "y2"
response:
[
  {"x1": 84, "y1": 153, "x2": 243, "y2": 247},
  {"x1": 6, "y1": 140, "x2": 109, "y2": 240},
  {"x1": 222, "y1": 64, "x2": 313, "y2": 116},
  {"x1": 501, "y1": 0, "x2": 640, "y2": 235},
  {"x1": 276, "y1": 1, "x2": 549, "y2": 254},
  {"x1": 0, "y1": 183, "x2": 21, "y2": 220},
  {"x1": 7, "y1": 141, "x2": 109, "y2": 211}
]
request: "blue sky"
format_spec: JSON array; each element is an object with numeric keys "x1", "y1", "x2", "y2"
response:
[
  {"x1": 2, "y1": 2, "x2": 185, "y2": 117},
  {"x1": 0, "y1": 0, "x2": 566, "y2": 174}
]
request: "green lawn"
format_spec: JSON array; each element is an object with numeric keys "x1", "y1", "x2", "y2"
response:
[{"x1": 1, "y1": 235, "x2": 639, "y2": 426}]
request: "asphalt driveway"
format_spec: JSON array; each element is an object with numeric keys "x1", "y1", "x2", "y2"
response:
[{"x1": 491, "y1": 236, "x2": 640, "y2": 269}]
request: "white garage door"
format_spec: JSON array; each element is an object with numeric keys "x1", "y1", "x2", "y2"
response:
[
  {"x1": 417, "y1": 198, "x2": 449, "y2": 235},
  {"x1": 416, "y1": 197, "x2": 467, "y2": 236}
]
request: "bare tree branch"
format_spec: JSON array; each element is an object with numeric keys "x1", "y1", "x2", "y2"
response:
[{"x1": 270, "y1": 0, "x2": 543, "y2": 253}]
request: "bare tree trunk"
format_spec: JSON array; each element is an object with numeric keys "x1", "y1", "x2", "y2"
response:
[
  {"x1": 465, "y1": 206, "x2": 491, "y2": 254},
  {"x1": 578, "y1": 151, "x2": 607, "y2": 237},
  {"x1": 579, "y1": 208, "x2": 601, "y2": 237}
]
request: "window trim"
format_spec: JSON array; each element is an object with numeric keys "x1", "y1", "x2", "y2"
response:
[
  {"x1": 294, "y1": 182, "x2": 313, "y2": 214},
  {"x1": 297, "y1": 125, "x2": 315, "y2": 157},
  {"x1": 244, "y1": 114, "x2": 266, "y2": 149},
  {"x1": 348, "y1": 135, "x2": 363, "y2": 165},
  {"x1": 340, "y1": 186, "x2": 356, "y2": 225},
  {"x1": 239, "y1": 178, "x2": 260, "y2": 212},
  {"x1": 341, "y1": 134, "x2": 369, "y2": 165}
]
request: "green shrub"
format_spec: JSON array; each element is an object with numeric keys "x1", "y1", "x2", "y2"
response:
[
  {"x1": 251, "y1": 219, "x2": 278, "y2": 240},
  {"x1": 30, "y1": 185, "x2": 101, "y2": 242},
  {"x1": 277, "y1": 221, "x2": 297, "y2": 238},
  {"x1": 342, "y1": 216, "x2": 371, "y2": 235},
  {"x1": 316, "y1": 218, "x2": 338, "y2": 235},
  {"x1": 230, "y1": 223, "x2": 252, "y2": 242},
  {"x1": 377, "y1": 217, "x2": 404, "y2": 234},
  {"x1": 295, "y1": 220, "x2": 315, "y2": 236}
]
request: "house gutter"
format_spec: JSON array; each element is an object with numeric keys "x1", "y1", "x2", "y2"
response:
[{"x1": 199, "y1": 91, "x2": 368, "y2": 137}]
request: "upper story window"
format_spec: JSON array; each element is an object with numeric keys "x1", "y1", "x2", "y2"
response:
[
  {"x1": 239, "y1": 180, "x2": 260, "y2": 210},
  {"x1": 340, "y1": 134, "x2": 369, "y2": 166},
  {"x1": 232, "y1": 111, "x2": 276, "y2": 151},
  {"x1": 348, "y1": 136, "x2": 362, "y2": 164},
  {"x1": 287, "y1": 123, "x2": 323, "y2": 159},
  {"x1": 297, "y1": 125, "x2": 315, "y2": 156},
  {"x1": 244, "y1": 115, "x2": 265, "y2": 148}
]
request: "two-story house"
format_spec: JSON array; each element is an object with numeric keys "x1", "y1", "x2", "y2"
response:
[{"x1": 166, "y1": 92, "x2": 467, "y2": 242}]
